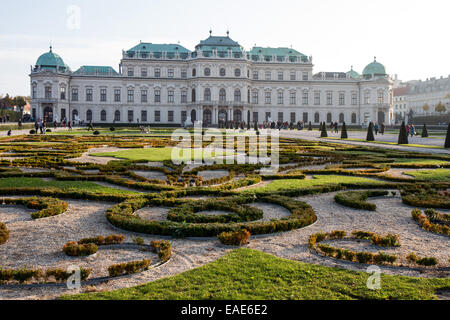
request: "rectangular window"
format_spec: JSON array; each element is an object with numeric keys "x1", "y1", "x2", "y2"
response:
[
  {"x1": 302, "y1": 72, "x2": 308, "y2": 81},
  {"x1": 128, "y1": 110, "x2": 133, "y2": 122},
  {"x1": 326, "y1": 92, "x2": 333, "y2": 105},
  {"x1": 290, "y1": 72, "x2": 296, "y2": 81},
  {"x1": 86, "y1": 88, "x2": 93, "y2": 102},
  {"x1": 181, "y1": 91, "x2": 187, "y2": 103},
  {"x1": 154, "y1": 68, "x2": 161, "y2": 78},
  {"x1": 364, "y1": 91, "x2": 370, "y2": 104},
  {"x1": 141, "y1": 90, "x2": 148, "y2": 103},
  {"x1": 128, "y1": 68, "x2": 134, "y2": 77},
  {"x1": 114, "y1": 89, "x2": 121, "y2": 102},
  {"x1": 61, "y1": 108, "x2": 66, "y2": 120},
  {"x1": 265, "y1": 112, "x2": 271, "y2": 122},
  {"x1": 127, "y1": 89, "x2": 134, "y2": 103},
  {"x1": 352, "y1": 93, "x2": 357, "y2": 105},
  {"x1": 302, "y1": 91, "x2": 308, "y2": 105},
  {"x1": 314, "y1": 92, "x2": 320, "y2": 105},
  {"x1": 339, "y1": 92, "x2": 345, "y2": 105},
  {"x1": 155, "y1": 90, "x2": 161, "y2": 103},
  {"x1": 60, "y1": 87, "x2": 66, "y2": 100},
  {"x1": 265, "y1": 92, "x2": 271, "y2": 104},
  {"x1": 45, "y1": 86, "x2": 52, "y2": 99},
  {"x1": 155, "y1": 110, "x2": 161, "y2": 122},
  {"x1": 378, "y1": 91, "x2": 384, "y2": 105},
  {"x1": 168, "y1": 68, "x2": 174, "y2": 78},
  {"x1": 253, "y1": 112, "x2": 259, "y2": 123},
  {"x1": 303, "y1": 112, "x2": 308, "y2": 123},
  {"x1": 277, "y1": 91, "x2": 284, "y2": 105},
  {"x1": 168, "y1": 110, "x2": 174, "y2": 122},
  {"x1": 141, "y1": 68, "x2": 147, "y2": 77},
  {"x1": 291, "y1": 112, "x2": 296, "y2": 123},
  {"x1": 181, "y1": 111, "x2": 187, "y2": 122},
  {"x1": 252, "y1": 91, "x2": 258, "y2": 104},
  {"x1": 253, "y1": 71, "x2": 259, "y2": 80},
  {"x1": 71, "y1": 88, "x2": 78, "y2": 101},
  {"x1": 100, "y1": 89, "x2": 107, "y2": 102},
  {"x1": 290, "y1": 92, "x2": 296, "y2": 105},
  {"x1": 278, "y1": 71, "x2": 283, "y2": 81},
  {"x1": 141, "y1": 110, "x2": 147, "y2": 122},
  {"x1": 265, "y1": 71, "x2": 271, "y2": 81},
  {"x1": 32, "y1": 86, "x2": 37, "y2": 99},
  {"x1": 168, "y1": 90, "x2": 174, "y2": 103},
  {"x1": 181, "y1": 69, "x2": 187, "y2": 78},
  {"x1": 278, "y1": 112, "x2": 284, "y2": 122}
]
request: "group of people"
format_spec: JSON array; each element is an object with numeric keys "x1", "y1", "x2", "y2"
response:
[
  {"x1": 406, "y1": 124, "x2": 416, "y2": 137},
  {"x1": 373, "y1": 123, "x2": 386, "y2": 135}
]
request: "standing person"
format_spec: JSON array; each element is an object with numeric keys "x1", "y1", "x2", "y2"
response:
[
  {"x1": 34, "y1": 120, "x2": 39, "y2": 133},
  {"x1": 39, "y1": 120, "x2": 43, "y2": 134},
  {"x1": 53, "y1": 121, "x2": 57, "y2": 129},
  {"x1": 334, "y1": 122, "x2": 339, "y2": 133},
  {"x1": 68, "y1": 121, "x2": 72, "y2": 131},
  {"x1": 374, "y1": 123, "x2": 379, "y2": 135},
  {"x1": 42, "y1": 120, "x2": 47, "y2": 134},
  {"x1": 380, "y1": 123, "x2": 385, "y2": 135},
  {"x1": 410, "y1": 124, "x2": 415, "y2": 138},
  {"x1": 18, "y1": 119, "x2": 22, "y2": 129},
  {"x1": 88, "y1": 120, "x2": 94, "y2": 131},
  {"x1": 406, "y1": 124, "x2": 410, "y2": 136}
]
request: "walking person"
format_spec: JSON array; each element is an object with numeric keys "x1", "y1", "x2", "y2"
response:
[
  {"x1": 374, "y1": 123, "x2": 379, "y2": 135},
  {"x1": 88, "y1": 120, "x2": 94, "y2": 131},
  {"x1": 68, "y1": 121, "x2": 72, "y2": 131},
  {"x1": 410, "y1": 124, "x2": 415, "y2": 138},
  {"x1": 34, "y1": 120, "x2": 39, "y2": 133},
  {"x1": 334, "y1": 121, "x2": 339, "y2": 133},
  {"x1": 380, "y1": 123, "x2": 385, "y2": 135}
]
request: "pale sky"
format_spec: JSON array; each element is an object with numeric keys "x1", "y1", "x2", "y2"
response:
[{"x1": 0, "y1": 0, "x2": 449, "y2": 96}]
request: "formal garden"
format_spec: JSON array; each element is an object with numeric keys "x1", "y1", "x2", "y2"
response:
[{"x1": 0, "y1": 127, "x2": 448, "y2": 300}]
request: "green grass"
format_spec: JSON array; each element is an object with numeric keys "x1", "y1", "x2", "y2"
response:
[
  {"x1": 250, "y1": 175, "x2": 388, "y2": 193},
  {"x1": 61, "y1": 248, "x2": 449, "y2": 300},
  {"x1": 93, "y1": 147, "x2": 235, "y2": 162},
  {"x1": 393, "y1": 158, "x2": 449, "y2": 166},
  {"x1": 403, "y1": 169, "x2": 450, "y2": 181},
  {"x1": 324, "y1": 137, "x2": 443, "y2": 149},
  {"x1": 0, "y1": 177, "x2": 142, "y2": 195}
]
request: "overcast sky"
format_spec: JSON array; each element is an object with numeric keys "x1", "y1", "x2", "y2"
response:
[{"x1": 0, "y1": 0, "x2": 449, "y2": 96}]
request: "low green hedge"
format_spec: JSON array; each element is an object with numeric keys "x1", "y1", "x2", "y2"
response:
[
  {"x1": 334, "y1": 190, "x2": 389, "y2": 211},
  {"x1": 2, "y1": 197, "x2": 68, "y2": 219}
]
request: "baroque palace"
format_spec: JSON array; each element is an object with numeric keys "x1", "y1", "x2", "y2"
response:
[{"x1": 30, "y1": 32, "x2": 394, "y2": 127}]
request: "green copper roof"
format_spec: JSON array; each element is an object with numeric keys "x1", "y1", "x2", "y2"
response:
[
  {"x1": 196, "y1": 35, "x2": 240, "y2": 48},
  {"x1": 126, "y1": 43, "x2": 190, "y2": 59},
  {"x1": 248, "y1": 47, "x2": 308, "y2": 62},
  {"x1": 73, "y1": 66, "x2": 119, "y2": 76},
  {"x1": 362, "y1": 57, "x2": 386, "y2": 76},
  {"x1": 346, "y1": 66, "x2": 360, "y2": 79},
  {"x1": 36, "y1": 47, "x2": 68, "y2": 71}
]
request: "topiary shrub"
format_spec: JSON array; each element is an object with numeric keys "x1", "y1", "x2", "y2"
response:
[
  {"x1": 398, "y1": 121, "x2": 409, "y2": 144},
  {"x1": 107, "y1": 259, "x2": 150, "y2": 277},
  {"x1": 218, "y1": 229, "x2": 251, "y2": 246},
  {"x1": 150, "y1": 240, "x2": 172, "y2": 262},
  {"x1": 320, "y1": 122, "x2": 328, "y2": 138},
  {"x1": 341, "y1": 122, "x2": 348, "y2": 139},
  {"x1": 29, "y1": 130, "x2": 36, "y2": 135},
  {"x1": 445, "y1": 123, "x2": 450, "y2": 148},
  {"x1": 77, "y1": 234, "x2": 125, "y2": 246},
  {"x1": 366, "y1": 122, "x2": 375, "y2": 141},
  {"x1": 63, "y1": 241, "x2": 98, "y2": 257},
  {"x1": 45, "y1": 268, "x2": 91, "y2": 282},
  {"x1": 421, "y1": 124, "x2": 428, "y2": 138},
  {"x1": 0, "y1": 222, "x2": 9, "y2": 245},
  {"x1": 110, "y1": 127, "x2": 116, "y2": 132},
  {"x1": 93, "y1": 131, "x2": 100, "y2": 135}
]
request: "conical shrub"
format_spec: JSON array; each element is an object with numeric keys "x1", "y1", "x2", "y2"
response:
[
  {"x1": 366, "y1": 122, "x2": 375, "y2": 141},
  {"x1": 421, "y1": 124, "x2": 428, "y2": 138},
  {"x1": 308, "y1": 121, "x2": 312, "y2": 131},
  {"x1": 321, "y1": 122, "x2": 328, "y2": 138},
  {"x1": 398, "y1": 121, "x2": 409, "y2": 144},
  {"x1": 445, "y1": 123, "x2": 450, "y2": 148},
  {"x1": 341, "y1": 122, "x2": 348, "y2": 139}
]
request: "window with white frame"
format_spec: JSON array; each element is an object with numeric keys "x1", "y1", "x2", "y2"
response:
[
  {"x1": 181, "y1": 91, "x2": 187, "y2": 103},
  {"x1": 219, "y1": 89, "x2": 226, "y2": 102},
  {"x1": 204, "y1": 68, "x2": 211, "y2": 76},
  {"x1": 252, "y1": 91, "x2": 258, "y2": 104},
  {"x1": 72, "y1": 88, "x2": 78, "y2": 101},
  {"x1": 364, "y1": 91, "x2": 370, "y2": 104},
  {"x1": 114, "y1": 89, "x2": 120, "y2": 102},
  {"x1": 141, "y1": 68, "x2": 147, "y2": 77},
  {"x1": 141, "y1": 110, "x2": 147, "y2": 122},
  {"x1": 265, "y1": 71, "x2": 271, "y2": 81},
  {"x1": 339, "y1": 92, "x2": 345, "y2": 105},
  {"x1": 60, "y1": 87, "x2": 66, "y2": 100},
  {"x1": 265, "y1": 91, "x2": 271, "y2": 104},
  {"x1": 128, "y1": 68, "x2": 134, "y2": 77},
  {"x1": 168, "y1": 110, "x2": 174, "y2": 122},
  {"x1": 168, "y1": 90, "x2": 174, "y2": 103},
  {"x1": 86, "y1": 88, "x2": 93, "y2": 102},
  {"x1": 45, "y1": 86, "x2": 52, "y2": 99},
  {"x1": 378, "y1": 91, "x2": 384, "y2": 105},
  {"x1": 234, "y1": 89, "x2": 241, "y2": 102},
  {"x1": 290, "y1": 91, "x2": 296, "y2": 105},
  {"x1": 314, "y1": 92, "x2": 320, "y2": 105},
  {"x1": 220, "y1": 68, "x2": 226, "y2": 77},
  {"x1": 155, "y1": 90, "x2": 161, "y2": 103},
  {"x1": 302, "y1": 91, "x2": 308, "y2": 105},
  {"x1": 100, "y1": 88, "x2": 107, "y2": 102},
  {"x1": 181, "y1": 69, "x2": 187, "y2": 78},
  {"x1": 302, "y1": 72, "x2": 308, "y2": 81},
  {"x1": 128, "y1": 110, "x2": 133, "y2": 122},
  {"x1": 32, "y1": 85, "x2": 37, "y2": 99},
  {"x1": 326, "y1": 91, "x2": 333, "y2": 105},
  {"x1": 141, "y1": 90, "x2": 148, "y2": 103},
  {"x1": 277, "y1": 91, "x2": 284, "y2": 105},
  {"x1": 253, "y1": 71, "x2": 259, "y2": 80},
  {"x1": 127, "y1": 89, "x2": 134, "y2": 103},
  {"x1": 204, "y1": 88, "x2": 211, "y2": 102},
  {"x1": 154, "y1": 68, "x2": 161, "y2": 78},
  {"x1": 351, "y1": 93, "x2": 357, "y2": 105},
  {"x1": 155, "y1": 110, "x2": 160, "y2": 122},
  {"x1": 278, "y1": 71, "x2": 284, "y2": 81},
  {"x1": 234, "y1": 68, "x2": 241, "y2": 77},
  {"x1": 168, "y1": 68, "x2": 174, "y2": 78},
  {"x1": 290, "y1": 72, "x2": 296, "y2": 81},
  {"x1": 278, "y1": 112, "x2": 283, "y2": 122}
]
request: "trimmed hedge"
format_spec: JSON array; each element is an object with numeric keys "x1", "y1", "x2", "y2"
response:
[
  {"x1": 107, "y1": 259, "x2": 150, "y2": 277},
  {"x1": 63, "y1": 242, "x2": 98, "y2": 257},
  {"x1": 2, "y1": 197, "x2": 69, "y2": 219},
  {"x1": 77, "y1": 234, "x2": 125, "y2": 246},
  {"x1": 0, "y1": 222, "x2": 9, "y2": 245},
  {"x1": 334, "y1": 190, "x2": 389, "y2": 211},
  {"x1": 218, "y1": 229, "x2": 251, "y2": 246},
  {"x1": 106, "y1": 195, "x2": 317, "y2": 238},
  {"x1": 411, "y1": 209, "x2": 449, "y2": 236},
  {"x1": 0, "y1": 267, "x2": 91, "y2": 284},
  {"x1": 150, "y1": 240, "x2": 172, "y2": 262}
]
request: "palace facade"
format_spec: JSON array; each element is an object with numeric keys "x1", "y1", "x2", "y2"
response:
[{"x1": 29, "y1": 32, "x2": 394, "y2": 126}]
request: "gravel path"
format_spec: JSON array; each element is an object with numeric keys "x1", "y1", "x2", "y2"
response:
[{"x1": 1, "y1": 192, "x2": 448, "y2": 300}]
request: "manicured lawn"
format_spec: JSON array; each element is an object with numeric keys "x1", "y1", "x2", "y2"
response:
[
  {"x1": 393, "y1": 158, "x2": 449, "y2": 166},
  {"x1": 62, "y1": 248, "x2": 449, "y2": 300},
  {"x1": 0, "y1": 177, "x2": 141, "y2": 195},
  {"x1": 403, "y1": 169, "x2": 450, "y2": 181},
  {"x1": 250, "y1": 175, "x2": 388, "y2": 193},
  {"x1": 325, "y1": 137, "x2": 443, "y2": 149},
  {"x1": 93, "y1": 147, "x2": 235, "y2": 162}
]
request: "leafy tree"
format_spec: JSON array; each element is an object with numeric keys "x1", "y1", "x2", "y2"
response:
[
  {"x1": 435, "y1": 102, "x2": 446, "y2": 113},
  {"x1": 341, "y1": 122, "x2": 348, "y2": 139},
  {"x1": 423, "y1": 104, "x2": 430, "y2": 112},
  {"x1": 398, "y1": 121, "x2": 409, "y2": 144}
]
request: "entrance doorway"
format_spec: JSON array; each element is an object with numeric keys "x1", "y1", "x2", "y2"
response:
[{"x1": 43, "y1": 106, "x2": 53, "y2": 122}]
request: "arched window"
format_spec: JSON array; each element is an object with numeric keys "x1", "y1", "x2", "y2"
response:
[
  {"x1": 314, "y1": 112, "x2": 320, "y2": 123},
  {"x1": 219, "y1": 89, "x2": 226, "y2": 102},
  {"x1": 192, "y1": 68, "x2": 196, "y2": 77},
  {"x1": 86, "y1": 109, "x2": 92, "y2": 121},
  {"x1": 101, "y1": 110, "x2": 107, "y2": 121},
  {"x1": 72, "y1": 109, "x2": 78, "y2": 120},
  {"x1": 220, "y1": 68, "x2": 226, "y2": 77},
  {"x1": 233, "y1": 109, "x2": 242, "y2": 122},
  {"x1": 192, "y1": 89, "x2": 196, "y2": 102},
  {"x1": 234, "y1": 89, "x2": 241, "y2": 102},
  {"x1": 204, "y1": 68, "x2": 211, "y2": 76},
  {"x1": 114, "y1": 110, "x2": 121, "y2": 122},
  {"x1": 204, "y1": 88, "x2": 211, "y2": 102},
  {"x1": 234, "y1": 68, "x2": 241, "y2": 77},
  {"x1": 190, "y1": 109, "x2": 196, "y2": 122},
  {"x1": 339, "y1": 113, "x2": 345, "y2": 123},
  {"x1": 351, "y1": 113, "x2": 357, "y2": 124},
  {"x1": 327, "y1": 112, "x2": 332, "y2": 123}
]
